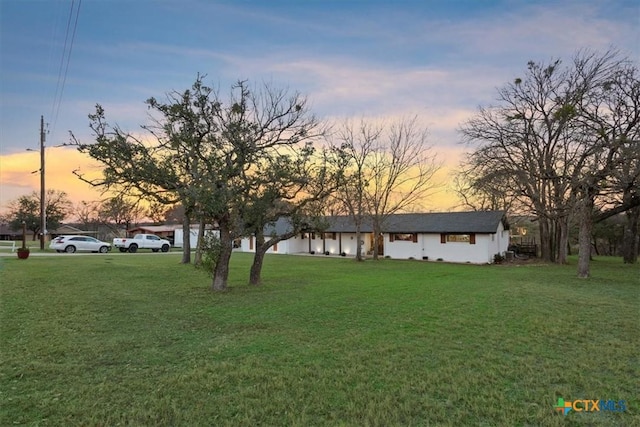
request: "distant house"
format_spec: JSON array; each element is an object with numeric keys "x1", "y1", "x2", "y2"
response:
[
  {"x1": 127, "y1": 225, "x2": 179, "y2": 240},
  {"x1": 50, "y1": 224, "x2": 96, "y2": 237},
  {"x1": 239, "y1": 211, "x2": 510, "y2": 264},
  {"x1": 0, "y1": 222, "x2": 21, "y2": 241},
  {"x1": 126, "y1": 224, "x2": 183, "y2": 245}
]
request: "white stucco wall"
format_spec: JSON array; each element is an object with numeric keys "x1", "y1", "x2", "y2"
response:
[
  {"x1": 427, "y1": 234, "x2": 492, "y2": 264},
  {"x1": 239, "y1": 232, "x2": 372, "y2": 255},
  {"x1": 334, "y1": 233, "x2": 369, "y2": 256},
  {"x1": 174, "y1": 228, "x2": 219, "y2": 248},
  {"x1": 384, "y1": 222, "x2": 510, "y2": 264},
  {"x1": 236, "y1": 223, "x2": 510, "y2": 264},
  {"x1": 384, "y1": 233, "x2": 492, "y2": 263},
  {"x1": 239, "y1": 236, "x2": 301, "y2": 254},
  {"x1": 384, "y1": 235, "x2": 422, "y2": 260},
  {"x1": 283, "y1": 236, "x2": 308, "y2": 253},
  {"x1": 488, "y1": 222, "x2": 510, "y2": 260},
  {"x1": 308, "y1": 233, "x2": 369, "y2": 255},
  {"x1": 173, "y1": 228, "x2": 198, "y2": 248}
]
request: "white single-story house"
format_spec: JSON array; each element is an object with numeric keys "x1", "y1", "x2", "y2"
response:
[{"x1": 238, "y1": 211, "x2": 510, "y2": 264}]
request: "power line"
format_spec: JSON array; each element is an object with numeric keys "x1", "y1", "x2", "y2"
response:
[{"x1": 49, "y1": 0, "x2": 82, "y2": 139}]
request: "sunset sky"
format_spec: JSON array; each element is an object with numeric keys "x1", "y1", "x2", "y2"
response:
[{"x1": 1, "y1": 0, "x2": 638, "y2": 216}]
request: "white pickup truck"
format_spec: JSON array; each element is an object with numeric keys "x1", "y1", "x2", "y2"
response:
[{"x1": 113, "y1": 234, "x2": 172, "y2": 253}]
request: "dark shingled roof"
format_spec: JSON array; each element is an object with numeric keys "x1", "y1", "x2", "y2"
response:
[
  {"x1": 263, "y1": 217, "x2": 297, "y2": 236},
  {"x1": 260, "y1": 211, "x2": 508, "y2": 236},
  {"x1": 385, "y1": 211, "x2": 508, "y2": 233},
  {"x1": 324, "y1": 211, "x2": 508, "y2": 234},
  {"x1": 323, "y1": 215, "x2": 374, "y2": 233}
]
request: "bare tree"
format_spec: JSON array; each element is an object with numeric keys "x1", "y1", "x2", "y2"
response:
[
  {"x1": 572, "y1": 59, "x2": 640, "y2": 275},
  {"x1": 452, "y1": 164, "x2": 516, "y2": 212},
  {"x1": 459, "y1": 48, "x2": 635, "y2": 271},
  {"x1": 329, "y1": 119, "x2": 382, "y2": 261},
  {"x1": 365, "y1": 116, "x2": 441, "y2": 259},
  {"x1": 330, "y1": 117, "x2": 441, "y2": 260},
  {"x1": 99, "y1": 195, "x2": 144, "y2": 233},
  {"x1": 615, "y1": 142, "x2": 640, "y2": 265},
  {"x1": 76, "y1": 200, "x2": 102, "y2": 228}
]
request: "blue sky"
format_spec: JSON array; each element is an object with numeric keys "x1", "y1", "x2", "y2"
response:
[{"x1": 0, "y1": 0, "x2": 638, "y2": 209}]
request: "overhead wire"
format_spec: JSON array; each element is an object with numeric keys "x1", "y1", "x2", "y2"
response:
[{"x1": 49, "y1": 0, "x2": 82, "y2": 142}]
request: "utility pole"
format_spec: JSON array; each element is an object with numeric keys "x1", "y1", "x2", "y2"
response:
[{"x1": 40, "y1": 115, "x2": 46, "y2": 250}]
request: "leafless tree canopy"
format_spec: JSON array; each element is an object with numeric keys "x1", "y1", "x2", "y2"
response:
[
  {"x1": 329, "y1": 116, "x2": 441, "y2": 260},
  {"x1": 458, "y1": 48, "x2": 639, "y2": 274}
]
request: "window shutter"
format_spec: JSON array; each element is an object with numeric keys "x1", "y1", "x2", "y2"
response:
[
  {"x1": 249, "y1": 236, "x2": 254, "y2": 250},
  {"x1": 412, "y1": 233, "x2": 418, "y2": 243},
  {"x1": 389, "y1": 233, "x2": 394, "y2": 242},
  {"x1": 470, "y1": 233, "x2": 476, "y2": 244},
  {"x1": 440, "y1": 234, "x2": 446, "y2": 244}
]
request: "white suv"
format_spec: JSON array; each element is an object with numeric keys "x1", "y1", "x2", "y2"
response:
[{"x1": 50, "y1": 235, "x2": 112, "y2": 253}]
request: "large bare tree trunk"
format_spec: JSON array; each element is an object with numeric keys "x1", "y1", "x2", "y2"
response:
[
  {"x1": 249, "y1": 226, "x2": 301, "y2": 285},
  {"x1": 180, "y1": 212, "x2": 191, "y2": 264},
  {"x1": 577, "y1": 197, "x2": 595, "y2": 278},
  {"x1": 622, "y1": 206, "x2": 639, "y2": 263},
  {"x1": 354, "y1": 194, "x2": 365, "y2": 262},
  {"x1": 355, "y1": 227, "x2": 364, "y2": 261},
  {"x1": 551, "y1": 218, "x2": 561, "y2": 263},
  {"x1": 212, "y1": 220, "x2": 232, "y2": 291},
  {"x1": 539, "y1": 218, "x2": 553, "y2": 262},
  {"x1": 249, "y1": 250, "x2": 266, "y2": 286},
  {"x1": 194, "y1": 217, "x2": 205, "y2": 265},
  {"x1": 249, "y1": 231, "x2": 266, "y2": 286},
  {"x1": 372, "y1": 223, "x2": 380, "y2": 261},
  {"x1": 557, "y1": 216, "x2": 570, "y2": 264}
]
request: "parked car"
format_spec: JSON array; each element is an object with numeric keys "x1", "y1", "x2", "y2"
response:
[
  {"x1": 112, "y1": 234, "x2": 172, "y2": 253},
  {"x1": 50, "y1": 235, "x2": 112, "y2": 253}
]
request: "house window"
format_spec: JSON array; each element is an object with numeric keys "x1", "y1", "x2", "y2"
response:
[
  {"x1": 390, "y1": 233, "x2": 418, "y2": 242},
  {"x1": 323, "y1": 232, "x2": 336, "y2": 240},
  {"x1": 442, "y1": 233, "x2": 476, "y2": 244}
]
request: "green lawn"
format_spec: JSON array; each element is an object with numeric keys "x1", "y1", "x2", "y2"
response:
[{"x1": 1, "y1": 253, "x2": 638, "y2": 426}]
